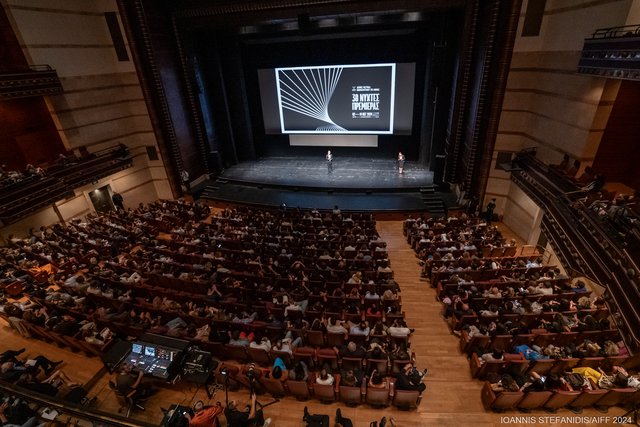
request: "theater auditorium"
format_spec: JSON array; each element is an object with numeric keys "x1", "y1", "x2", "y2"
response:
[{"x1": 1, "y1": 0, "x2": 639, "y2": 426}]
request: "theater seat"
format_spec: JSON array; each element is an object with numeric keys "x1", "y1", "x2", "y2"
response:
[
  {"x1": 517, "y1": 391, "x2": 553, "y2": 411},
  {"x1": 622, "y1": 353, "x2": 640, "y2": 370},
  {"x1": 543, "y1": 390, "x2": 581, "y2": 412},
  {"x1": 459, "y1": 330, "x2": 490, "y2": 354},
  {"x1": 224, "y1": 344, "x2": 249, "y2": 363},
  {"x1": 259, "y1": 377, "x2": 286, "y2": 398},
  {"x1": 593, "y1": 388, "x2": 637, "y2": 411},
  {"x1": 567, "y1": 389, "x2": 608, "y2": 413},
  {"x1": 339, "y1": 384, "x2": 363, "y2": 406},
  {"x1": 326, "y1": 332, "x2": 346, "y2": 347},
  {"x1": 305, "y1": 330, "x2": 325, "y2": 347},
  {"x1": 549, "y1": 358, "x2": 580, "y2": 375},
  {"x1": 366, "y1": 386, "x2": 391, "y2": 407},
  {"x1": 469, "y1": 353, "x2": 509, "y2": 379},
  {"x1": 286, "y1": 379, "x2": 311, "y2": 400},
  {"x1": 491, "y1": 335, "x2": 513, "y2": 352},
  {"x1": 525, "y1": 358, "x2": 556, "y2": 376},
  {"x1": 313, "y1": 380, "x2": 339, "y2": 403},
  {"x1": 577, "y1": 357, "x2": 605, "y2": 369},
  {"x1": 246, "y1": 347, "x2": 272, "y2": 366},
  {"x1": 481, "y1": 382, "x2": 523, "y2": 411},
  {"x1": 392, "y1": 389, "x2": 421, "y2": 410}
]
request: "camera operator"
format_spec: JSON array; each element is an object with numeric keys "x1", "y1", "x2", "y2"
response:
[
  {"x1": 224, "y1": 393, "x2": 271, "y2": 427},
  {"x1": 183, "y1": 401, "x2": 223, "y2": 427}
]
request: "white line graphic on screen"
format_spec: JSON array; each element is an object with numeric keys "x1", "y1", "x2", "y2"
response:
[{"x1": 277, "y1": 66, "x2": 346, "y2": 132}]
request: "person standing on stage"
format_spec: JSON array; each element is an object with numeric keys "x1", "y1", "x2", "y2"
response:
[
  {"x1": 397, "y1": 152, "x2": 405, "y2": 174},
  {"x1": 326, "y1": 150, "x2": 333, "y2": 173}
]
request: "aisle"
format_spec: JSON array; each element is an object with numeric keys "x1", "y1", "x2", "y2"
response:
[{"x1": 376, "y1": 220, "x2": 492, "y2": 426}]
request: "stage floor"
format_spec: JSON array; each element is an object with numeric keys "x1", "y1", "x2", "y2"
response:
[{"x1": 219, "y1": 156, "x2": 433, "y2": 189}]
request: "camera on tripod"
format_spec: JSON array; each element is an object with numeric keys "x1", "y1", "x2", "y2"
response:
[{"x1": 246, "y1": 363, "x2": 257, "y2": 381}]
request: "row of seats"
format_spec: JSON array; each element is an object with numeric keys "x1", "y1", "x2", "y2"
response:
[
  {"x1": 470, "y1": 352, "x2": 636, "y2": 380},
  {"x1": 482, "y1": 380, "x2": 640, "y2": 413},
  {"x1": 0, "y1": 311, "x2": 111, "y2": 358},
  {"x1": 460, "y1": 328, "x2": 614, "y2": 355},
  {"x1": 215, "y1": 362, "x2": 421, "y2": 410}
]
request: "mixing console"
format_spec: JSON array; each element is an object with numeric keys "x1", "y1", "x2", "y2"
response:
[{"x1": 124, "y1": 342, "x2": 177, "y2": 379}]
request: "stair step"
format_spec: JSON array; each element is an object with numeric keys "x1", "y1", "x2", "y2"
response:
[{"x1": 419, "y1": 187, "x2": 435, "y2": 194}]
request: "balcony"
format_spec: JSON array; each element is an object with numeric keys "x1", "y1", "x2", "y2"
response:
[
  {"x1": 511, "y1": 150, "x2": 640, "y2": 351},
  {"x1": 0, "y1": 145, "x2": 132, "y2": 226},
  {"x1": 0, "y1": 65, "x2": 63, "y2": 100},
  {"x1": 578, "y1": 24, "x2": 640, "y2": 81}
]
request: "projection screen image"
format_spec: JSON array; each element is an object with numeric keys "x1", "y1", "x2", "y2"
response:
[{"x1": 275, "y1": 63, "x2": 396, "y2": 134}]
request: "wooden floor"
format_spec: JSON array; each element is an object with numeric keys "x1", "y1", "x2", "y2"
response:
[{"x1": 0, "y1": 220, "x2": 628, "y2": 426}]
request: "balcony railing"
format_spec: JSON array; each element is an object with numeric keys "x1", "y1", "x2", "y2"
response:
[
  {"x1": 0, "y1": 65, "x2": 63, "y2": 100},
  {"x1": 578, "y1": 24, "x2": 640, "y2": 81}
]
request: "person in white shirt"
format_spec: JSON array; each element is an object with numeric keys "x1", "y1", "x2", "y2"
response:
[
  {"x1": 326, "y1": 318, "x2": 348, "y2": 334},
  {"x1": 315, "y1": 368, "x2": 334, "y2": 385},
  {"x1": 249, "y1": 337, "x2": 271, "y2": 352},
  {"x1": 388, "y1": 320, "x2": 412, "y2": 337}
]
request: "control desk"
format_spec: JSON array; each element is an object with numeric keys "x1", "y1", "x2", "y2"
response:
[{"x1": 124, "y1": 341, "x2": 177, "y2": 380}]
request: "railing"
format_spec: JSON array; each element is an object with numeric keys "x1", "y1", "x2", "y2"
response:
[
  {"x1": 0, "y1": 381, "x2": 157, "y2": 427},
  {"x1": 0, "y1": 64, "x2": 63, "y2": 100},
  {"x1": 589, "y1": 24, "x2": 640, "y2": 39}
]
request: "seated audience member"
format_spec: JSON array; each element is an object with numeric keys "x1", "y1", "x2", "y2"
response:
[
  {"x1": 480, "y1": 350, "x2": 504, "y2": 364},
  {"x1": 16, "y1": 370, "x2": 78, "y2": 396},
  {"x1": 288, "y1": 361, "x2": 309, "y2": 382},
  {"x1": 335, "y1": 341, "x2": 366, "y2": 359},
  {"x1": 272, "y1": 336, "x2": 301, "y2": 355},
  {"x1": 571, "y1": 280, "x2": 588, "y2": 293},
  {"x1": 184, "y1": 401, "x2": 223, "y2": 427},
  {"x1": 315, "y1": 368, "x2": 335, "y2": 386},
  {"x1": 326, "y1": 318, "x2": 348, "y2": 334},
  {"x1": 395, "y1": 363, "x2": 427, "y2": 394},
  {"x1": 387, "y1": 320, "x2": 412, "y2": 338},
  {"x1": 114, "y1": 363, "x2": 156, "y2": 400},
  {"x1": 229, "y1": 330, "x2": 254, "y2": 348},
  {"x1": 340, "y1": 368, "x2": 361, "y2": 387},
  {"x1": 249, "y1": 337, "x2": 271, "y2": 352},
  {"x1": 0, "y1": 353, "x2": 61, "y2": 382},
  {"x1": 368, "y1": 369, "x2": 389, "y2": 389},
  {"x1": 349, "y1": 321, "x2": 370, "y2": 336},
  {"x1": 269, "y1": 357, "x2": 288, "y2": 382}
]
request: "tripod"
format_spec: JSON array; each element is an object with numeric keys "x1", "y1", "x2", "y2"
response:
[
  {"x1": 248, "y1": 376, "x2": 280, "y2": 410},
  {"x1": 219, "y1": 369, "x2": 230, "y2": 406}
]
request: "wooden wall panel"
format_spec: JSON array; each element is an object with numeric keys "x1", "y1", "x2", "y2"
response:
[{"x1": 593, "y1": 80, "x2": 640, "y2": 190}]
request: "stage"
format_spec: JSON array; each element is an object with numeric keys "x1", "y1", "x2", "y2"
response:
[
  {"x1": 195, "y1": 156, "x2": 452, "y2": 213},
  {"x1": 216, "y1": 156, "x2": 433, "y2": 190}
]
